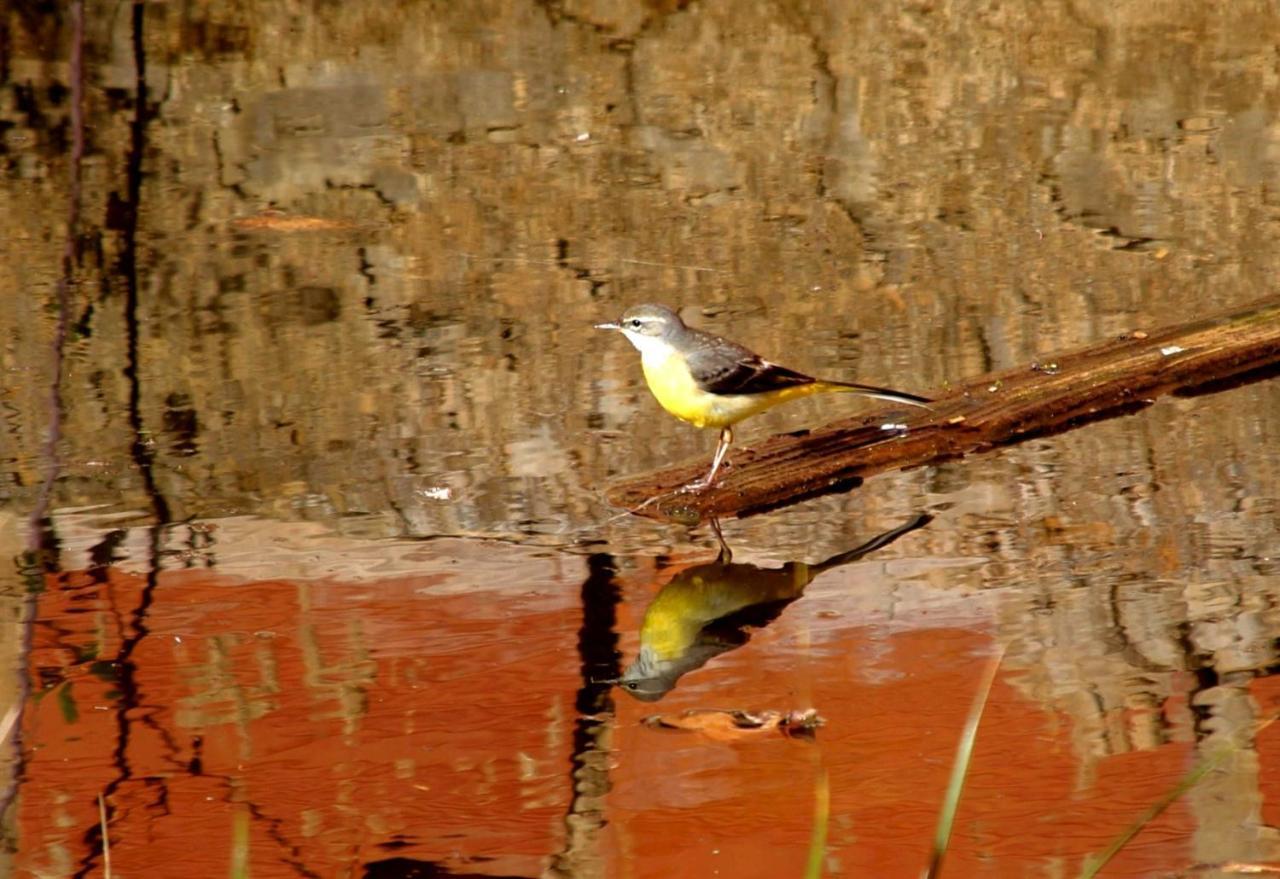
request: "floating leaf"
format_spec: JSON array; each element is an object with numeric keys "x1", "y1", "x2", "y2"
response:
[{"x1": 641, "y1": 708, "x2": 824, "y2": 742}]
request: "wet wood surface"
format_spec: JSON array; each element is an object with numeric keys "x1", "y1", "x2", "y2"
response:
[{"x1": 606, "y1": 296, "x2": 1280, "y2": 521}]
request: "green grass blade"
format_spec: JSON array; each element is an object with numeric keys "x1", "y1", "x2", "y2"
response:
[
  {"x1": 1077, "y1": 747, "x2": 1230, "y2": 879},
  {"x1": 1080, "y1": 713, "x2": 1279, "y2": 877},
  {"x1": 804, "y1": 767, "x2": 831, "y2": 879},
  {"x1": 230, "y1": 806, "x2": 251, "y2": 879},
  {"x1": 99, "y1": 793, "x2": 111, "y2": 879},
  {"x1": 922, "y1": 647, "x2": 1004, "y2": 879}
]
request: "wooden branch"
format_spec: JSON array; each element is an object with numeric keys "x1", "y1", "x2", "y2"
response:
[{"x1": 605, "y1": 296, "x2": 1280, "y2": 521}]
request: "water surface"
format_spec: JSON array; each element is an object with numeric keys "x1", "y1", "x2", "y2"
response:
[{"x1": 2, "y1": 1, "x2": 1279, "y2": 876}]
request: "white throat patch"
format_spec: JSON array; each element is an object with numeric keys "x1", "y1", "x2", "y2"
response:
[{"x1": 620, "y1": 329, "x2": 675, "y2": 364}]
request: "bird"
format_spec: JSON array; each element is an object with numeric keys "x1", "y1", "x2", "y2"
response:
[
  {"x1": 595, "y1": 303, "x2": 932, "y2": 489},
  {"x1": 616, "y1": 514, "x2": 931, "y2": 700}
]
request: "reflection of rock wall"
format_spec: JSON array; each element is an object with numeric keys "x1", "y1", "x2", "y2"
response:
[
  {"x1": 989, "y1": 389, "x2": 1280, "y2": 717},
  {"x1": 14, "y1": 521, "x2": 585, "y2": 878}
]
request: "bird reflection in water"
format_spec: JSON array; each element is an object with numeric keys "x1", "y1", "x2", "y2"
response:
[{"x1": 615, "y1": 514, "x2": 932, "y2": 701}]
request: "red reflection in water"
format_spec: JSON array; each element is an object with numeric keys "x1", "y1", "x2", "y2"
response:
[
  {"x1": 21, "y1": 563, "x2": 583, "y2": 878},
  {"x1": 15, "y1": 556, "x2": 1251, "y2": 878},
  {"x1": 607, "y1": 625, "x2": 1199, "y2": 879}
]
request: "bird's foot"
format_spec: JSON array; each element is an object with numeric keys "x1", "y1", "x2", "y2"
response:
[{"x1": 678, "y1": 459, "x2": 731, "y2": 493}]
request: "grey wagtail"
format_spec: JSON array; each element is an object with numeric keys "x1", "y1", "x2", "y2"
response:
[
  {"x1": 595, "y1": 303, "x2": 931, "y2": 488},
  {"x1": 616, "y1": 513, "x2": 931, "y2": 700}
]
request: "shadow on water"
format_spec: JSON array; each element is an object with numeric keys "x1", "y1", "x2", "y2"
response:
[
  {"x1": 543, "y1": 554, "x2": 621, "y2": 879},
  {"x1": 369, "y1": 554, "x2": 624, "y2": 879},
  {"x1": 363, "y1": 859, "x2": 527, "y2": 879},
  {"x1": 615, "y1": 514, "x2": 932, "y2": 702},
  {"x1": 70, "y1": 5, "x2": 181, "y2": 876}
]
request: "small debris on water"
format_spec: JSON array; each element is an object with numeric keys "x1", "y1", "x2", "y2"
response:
[
  {"x1": 880, "y1": 422, "x2": 908, "y2": 431},
  {"x1": 987, "y1": 380, "x2": 1002, "y2": 392},
  {"x1": 1132, "y1": 330, "x2": 1149, "y2": 339},
  {"x1": 1161, "y1": 345, "x2": 1185, "y2": 356},
  {"x1": 641, "y1": 707, "x2": 825, "y2": 741},
  {"x1": 418, "y1": 486, "x2": 453, "y2": 500},
  {"x1": 947, "y1": 414, "x2": 967, "y2": 424},
  {"x1": 1031, "y1": 361, "x2": 1060, "y2": 375}
]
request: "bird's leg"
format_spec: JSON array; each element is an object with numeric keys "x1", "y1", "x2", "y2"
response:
[
  {"x1": 708, "y1": 517, "x2": 732, "y2": 562},
  {"x1": 682, "y1": 426, "x2": 733, "y2": 492},
  {"x1": 706, "y1": 426, "x2": 733, "y2": 484}
]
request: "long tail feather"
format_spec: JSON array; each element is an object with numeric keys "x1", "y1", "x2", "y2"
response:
[{"x1": 817, "y1": 380, "x2": 932, "y2": 408}]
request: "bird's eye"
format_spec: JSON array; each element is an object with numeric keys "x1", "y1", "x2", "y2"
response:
[{"x1": 629, "y1": 319, "x2": 642, "y2": 329}]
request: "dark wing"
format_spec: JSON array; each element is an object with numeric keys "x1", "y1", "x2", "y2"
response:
[{"x1": 684, "y1": 330, "x2": 815, "y2": 396}]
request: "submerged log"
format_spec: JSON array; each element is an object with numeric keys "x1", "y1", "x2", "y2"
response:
[{"x1": 606, "y1": 296, "x2": 1280, "y2": 521}]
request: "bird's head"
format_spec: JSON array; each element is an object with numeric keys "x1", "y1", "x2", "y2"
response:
[
  {"x1": 615, "y1": 645, "x2": 676, "y2": 701},
  {"x1": 595, "y1": 303, "x2": 686, "y2": 354}
]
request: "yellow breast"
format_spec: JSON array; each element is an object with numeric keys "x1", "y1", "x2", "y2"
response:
[
  {"x1": 640, "y1": 350, "x2": 820, "y2": 429},
  {"x1": 641, "y1": 351, "x2": 733, "y2": 428}
]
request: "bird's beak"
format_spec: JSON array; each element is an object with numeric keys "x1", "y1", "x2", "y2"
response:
[{"x1": 594, "y1": 320, "x2": 621, "y2": 331}]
